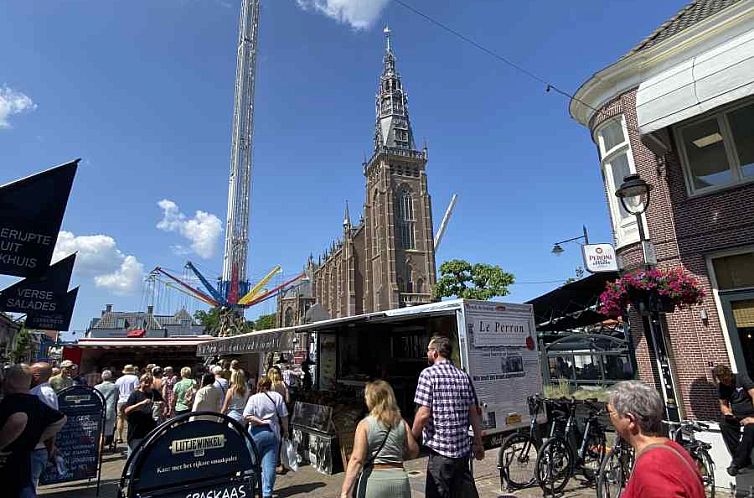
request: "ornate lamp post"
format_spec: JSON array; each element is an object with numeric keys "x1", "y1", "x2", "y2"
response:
[{"x1": 615, "y1": 173, "x2": 681, "y2": 421}]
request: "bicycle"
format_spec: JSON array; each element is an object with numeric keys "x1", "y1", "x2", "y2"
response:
[
  {"x1": 665, "y1": 420, "x2": 715, "y2": 498},
  {"x1": 498, "y1": 394, "x2": 549, "y2": 490},
  {"x1": 596, "y1": 433, "x2": 634, "y2": 498},
  {"x1": 536, "y1": 398, "x2": 608, "y2": 495}
]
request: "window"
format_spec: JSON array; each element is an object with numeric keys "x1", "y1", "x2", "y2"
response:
[
  {"x1": 677, "y1": 100, "x2": 754, "y2": 195},
  {"x1": 596, "y1": 116, "x2": 639, "y2": 247},
  {"x1": 396, "y1": 188, "x2": 415, "y2": 249},
  {"x1": 712, "y1": 252, "x2": 754, "y2": 291},
  {"x1": 284, "y1": 307, "x2": 294, "y2": 327}
]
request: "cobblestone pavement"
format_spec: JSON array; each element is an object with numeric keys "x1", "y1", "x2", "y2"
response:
[{"x1": 38, "y1": 444, "x2": 600, "y2": 498}]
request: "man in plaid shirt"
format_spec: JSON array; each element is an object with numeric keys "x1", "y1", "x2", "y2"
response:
[{"x1": 412, "y1": 335, "x2": 485, "y2": 498}]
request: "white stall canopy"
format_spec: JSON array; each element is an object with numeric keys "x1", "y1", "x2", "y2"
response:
[{"x1": 637, "y1": 28, "x2": 754, "y2": 134}]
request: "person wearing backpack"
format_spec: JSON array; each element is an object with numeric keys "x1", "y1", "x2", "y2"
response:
[{"x1": 340, "y1": 380, "x2": 419, "y2": 498}]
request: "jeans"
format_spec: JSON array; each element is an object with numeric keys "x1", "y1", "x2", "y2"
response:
[
  {"x1": 425, "y1": 450, "x2": 479, "y2": 498},
  {"x1": 250, "y1": 426, "x2": 278, "y2": 498},
  {"x1": 128, "y1": 438, "x2": 144, "y2": 460},
  {"x1": 30, "y1": 448, "x2": 48, "y2": 490}
]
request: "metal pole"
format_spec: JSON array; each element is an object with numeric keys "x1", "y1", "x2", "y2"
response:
[
  {"x1": 582, "y1": 225, "x2": 589, "y2": 245},
  {"x1": 635, "y1": 212, "x2": 680, "y2": 422}
]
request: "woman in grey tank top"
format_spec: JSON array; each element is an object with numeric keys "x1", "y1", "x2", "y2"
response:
[{"x1": 340, "y1": 380, "x2": 419, "y2": 498}]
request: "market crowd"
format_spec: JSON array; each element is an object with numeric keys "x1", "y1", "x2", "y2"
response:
[{"x1": 5, "y1": 339, "x2": 752, "y2": 498}]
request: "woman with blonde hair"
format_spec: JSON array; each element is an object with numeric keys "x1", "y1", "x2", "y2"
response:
[
  {"x1": 267, "y1": 366, "x2": 289, "y2": 404},
  {"x1": 340, "y1": 380, "x2": 419, "y2": 498},
  {"x1": 221, "y1": 369, "x2": 251, "y2": 425}
]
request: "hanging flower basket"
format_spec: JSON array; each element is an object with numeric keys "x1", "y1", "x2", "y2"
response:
[{"x1": 599, "y1": 267, "x2": 705, "y2": 318}]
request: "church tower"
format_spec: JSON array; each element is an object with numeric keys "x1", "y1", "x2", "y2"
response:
[{"x1": 363, "y1": 27, "x2": 436, "y2": 312}]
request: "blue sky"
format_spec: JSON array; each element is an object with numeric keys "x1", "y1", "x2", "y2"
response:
[{"x1": 0, "y1": 0, "x2": 686, "y2": 334}]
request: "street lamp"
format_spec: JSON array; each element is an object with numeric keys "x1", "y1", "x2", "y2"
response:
[
  {"x1": 615, "y1": 174, "x2": 654, "y2": 266},
  {"x1": 614, "y1": 173, "x2": 680, "y2": 421},
  {"x1": 551, "y1": 225, "x2": 590, "y2": 255}
]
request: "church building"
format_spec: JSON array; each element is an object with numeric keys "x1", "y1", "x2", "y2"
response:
[{"x1": 277, "y1": 29, "x2": 437, "y2": 325}]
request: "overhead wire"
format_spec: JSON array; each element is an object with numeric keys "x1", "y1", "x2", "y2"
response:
[{"x1": 393, "y1": 0, "x2": 640, "y2": 132}]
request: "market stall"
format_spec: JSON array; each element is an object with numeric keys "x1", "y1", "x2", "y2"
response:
[{"x1": 196, "y1": 299, "x2": 542, "y2": 473}]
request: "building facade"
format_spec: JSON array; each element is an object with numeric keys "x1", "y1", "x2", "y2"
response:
[
  {"x1": 87, "y1": 304, "x2": 205, "y2": 338},
  {"x1": 571, "y1": 0, "x2": 754, "y2": 419},
  {"x1": 278, "y1": 29, "x2": 437, "y2": 324}
]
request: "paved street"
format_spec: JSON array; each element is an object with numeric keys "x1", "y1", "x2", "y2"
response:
[{"x1": 38, "y1": 445, "x2": 600, "y2": 498}]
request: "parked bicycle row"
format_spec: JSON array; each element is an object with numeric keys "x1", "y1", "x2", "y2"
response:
[{"x1": 498, "y1": 391, "x2": 715, "y2": 497}]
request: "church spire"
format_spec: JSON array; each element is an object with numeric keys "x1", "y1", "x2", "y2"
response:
[
  {"x1": 343, "y1": 201, "x2": 351, "y2": 229},
  {"x1": 374, "y1": 26, "x2": 416, "y2": 152}
]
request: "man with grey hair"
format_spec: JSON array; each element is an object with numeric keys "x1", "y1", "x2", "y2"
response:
[
  {"x1": 607, "y1": 381, "x2": 703, "y2": 498},
  {"x1": 95, "y1": 370, "x2": 118, "y2": 452}
]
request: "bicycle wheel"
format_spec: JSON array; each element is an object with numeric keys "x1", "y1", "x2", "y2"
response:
[
  {"x1": 597, "y1": 445, "x2": 634, "y2": 498},
  {"x1": 536, "y1": 437, "x2": 573, "y2": 494},
  {"x1": 498, "y1": 432, "x2": 539, "y2": 489},
  {"x1": 582, "y1": 428, "x2": 607, "y2": 482},
  {"x1": 693, "y1": 449, "x2": 715, "y2": 498}
]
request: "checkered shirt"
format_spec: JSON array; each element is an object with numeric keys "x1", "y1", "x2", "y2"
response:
[{"x1": 414, "y1": 360, "x2": 475, "y2": 458}]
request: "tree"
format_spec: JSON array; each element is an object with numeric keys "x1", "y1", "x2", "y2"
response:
[
  {"x1": 254, "y1": 313, "x2": 276, "y2": 331},
  {"x1": 10, "y1": 328, "x2": 32, "y2": 363},
  {"x1": 433, "y1": 259, "x2": 514, "y2": 300},
  {"x1": 194, "y1": 307, "x2": 221, "y2": 333}
]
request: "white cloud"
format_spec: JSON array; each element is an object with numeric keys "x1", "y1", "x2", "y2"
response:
[
  {"x1": 157, "y1": 199, "x2": 223, "y2": 259},
  {"x1": 0, "y1": 85, "x2": 37, "y2": 128},
  {"x1": 296, "y1": 0, "x2": 390, "y2": 30},
  {"x1": 53, "y1": 231, "x2": 145, "y2": 295}
]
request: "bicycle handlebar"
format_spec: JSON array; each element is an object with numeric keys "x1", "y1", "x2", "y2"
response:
[{"x1": 662, "y1": 419, "x2": 709, "y2": 432}]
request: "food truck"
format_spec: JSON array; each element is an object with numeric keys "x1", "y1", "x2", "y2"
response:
[{"x1": 196, "y1": 299, "x2": 542, "y2": 473}]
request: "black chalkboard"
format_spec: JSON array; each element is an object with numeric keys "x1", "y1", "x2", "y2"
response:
[
  {"x1": 120, "y1": 412, "x2": 261, "y2": 498},
  {"x1": 40, "y1": 385, "x2": 105, "y2": 485}
]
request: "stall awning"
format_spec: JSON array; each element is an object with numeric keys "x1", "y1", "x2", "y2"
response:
[
  {"x1": 526, "y1": 272, "x2": 618, "y2": 328},
  {"x1": 74, "y1": 336, "x2": 215, "y2": 348},
  {"x1": 196, "y1": 329, "x2": 296, "y2": 357},
  {"x1": 637, "y1": 28, "x2": 754, "y2": 134},
  {"x1": 196, "y1": 299, "x2": 469, "y2": 357}
]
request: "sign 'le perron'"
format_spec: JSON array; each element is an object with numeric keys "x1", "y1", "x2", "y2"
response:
[{"x1": 0, "y1": 160, "x2": 78, "y2": 277}]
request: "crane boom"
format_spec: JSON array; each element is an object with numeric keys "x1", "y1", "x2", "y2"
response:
[
  {"x1": 222, "y1": 0, "x2": 260, "y2": 304},
  {"x1": 434, "y1": 193, "x2": 458, "y2": 250}
]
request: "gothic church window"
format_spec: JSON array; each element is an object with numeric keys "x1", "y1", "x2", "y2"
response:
[
  {"x1": 396, "y1": 188, "x2": 416, "y2": 250},
  {"x1": 284, "y1": 307, "x2": 294, "y2": 327}
]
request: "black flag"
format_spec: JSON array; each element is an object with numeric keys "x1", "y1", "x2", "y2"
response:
[
  {"x1": 0, "y1": 253, "x2": 75, "y2": 314},
  {"x1": 26, "y1": 287, "x2": 79, "y2": 331},
  {"x1": 0, "y1": 160, "x2": 78, "y2": 277}
]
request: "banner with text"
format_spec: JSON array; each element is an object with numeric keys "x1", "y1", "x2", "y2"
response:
[
  {"x1": 26, "y1": 287, "x2": 79, "y2": 331},
  {"x1": 0, "y1": 253, "x2": 75, "y2": 315},
  {"x1": 0, "y1": 160, "x2": 78, "y2": 277}
]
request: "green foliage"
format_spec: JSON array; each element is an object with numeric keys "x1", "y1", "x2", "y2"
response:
[
  {"x1": 254, "y1": 313, "x2": 276, "y2": 331},
  {"x1": 11, "y1": 328, "x2": 32, "y2": 363},
  {"x1": 433, "y1": 259, "x2": 514, "y2": 300},
  {"x1": 194, "y1": 307, "x2": 221, "y2": 332}
]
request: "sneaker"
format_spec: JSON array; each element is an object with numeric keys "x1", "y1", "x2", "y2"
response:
[{"x1": 728, "y1": 464, "x2": 740, "y2": 477}]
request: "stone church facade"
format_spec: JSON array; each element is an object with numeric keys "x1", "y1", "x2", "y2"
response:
[{"x1": 277, "y1": 29, "x2": 436, "y2": 325}]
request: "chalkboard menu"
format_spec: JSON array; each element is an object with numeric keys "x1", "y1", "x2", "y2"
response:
[
  {"x1": 40, "y1": 386, "x2": 104, "y2": 485},
  {"x1": 121, "y1": 413, "x2": 260, "y2": 498}
]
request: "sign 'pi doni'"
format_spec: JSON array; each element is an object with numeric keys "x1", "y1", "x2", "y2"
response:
[{"x1": 0, "y1": 160, "x2": 79, "y2": 329}]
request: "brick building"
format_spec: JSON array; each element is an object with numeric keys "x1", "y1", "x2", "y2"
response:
[
  {"x1": 571, "y1": 0, "x2": 754, "y2": 419},
  {"x1": 278, "y1": 29, "x2": 437, "y2": 325}
]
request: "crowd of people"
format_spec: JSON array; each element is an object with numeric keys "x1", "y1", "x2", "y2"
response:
[{"x1": 5, "y1": 342, "x2": 754, "y2": 498}]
